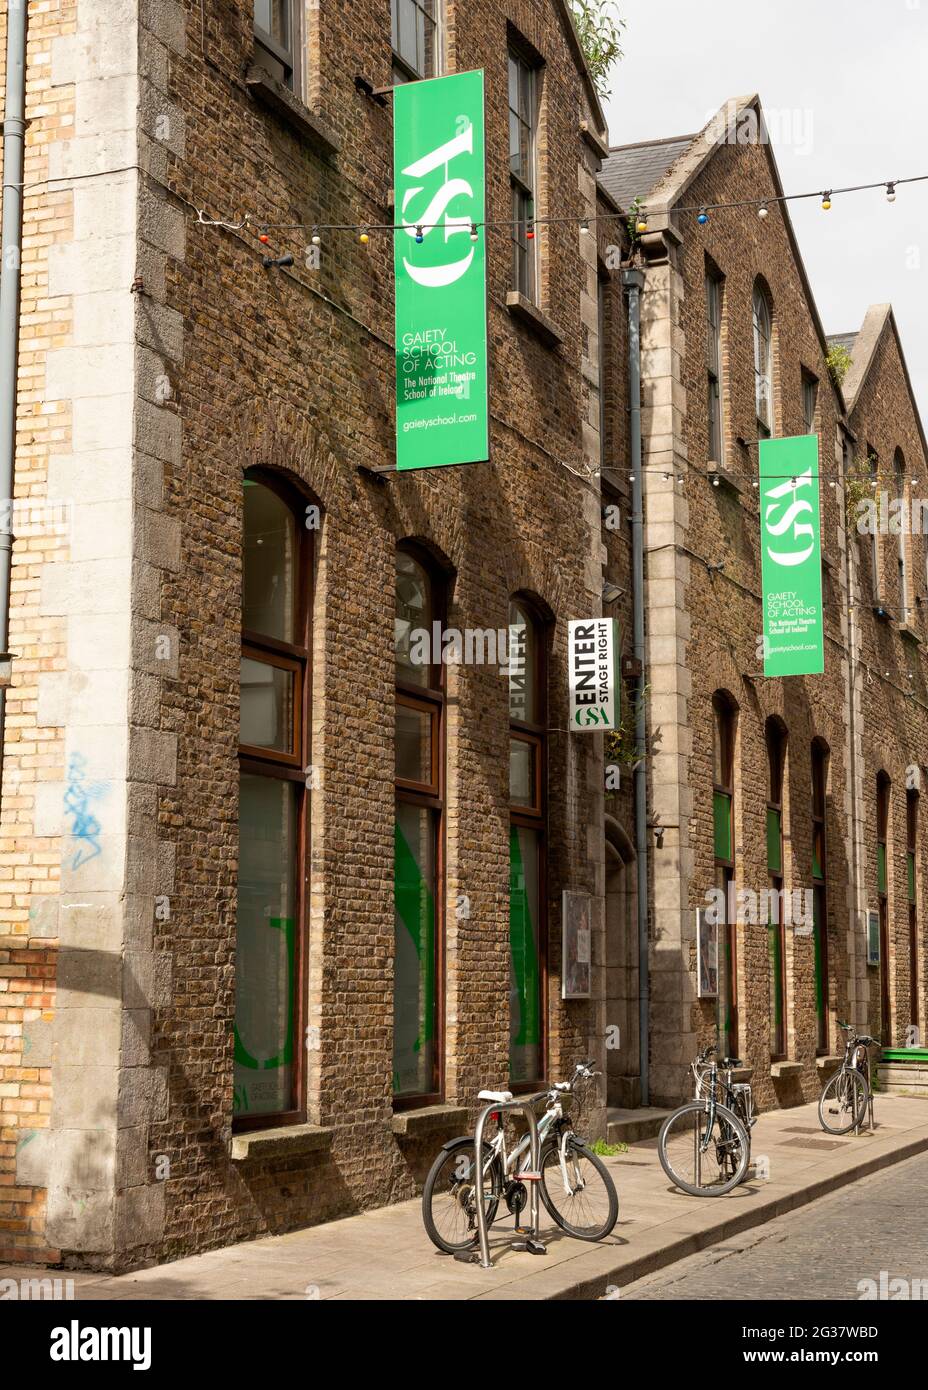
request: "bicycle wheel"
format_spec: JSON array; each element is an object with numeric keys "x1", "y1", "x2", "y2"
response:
[
  {"x1": 421, "y1": 1138, "x2": 503, "y2": 1254},
  {"x1": 538, "y1": 1136, "x2": 618, "y2": 1240},
  {"x1": 658, "y1": 1101, "x2": 750, "y2": 1196},
  {"x1": 818, "y1": 1067, "x2": 869, "y2": 1135}
]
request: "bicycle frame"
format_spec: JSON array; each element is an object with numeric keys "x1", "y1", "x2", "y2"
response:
[
  {"x1": 834, "y1": 1024, "x2": 876, "y2": 1132},
  {"x1": 479, "y1": 1094, "x2": 579, "y2": 1198},
  {"x1": 691, "y1": 1056, "x2": 753, "y2": 1157}
]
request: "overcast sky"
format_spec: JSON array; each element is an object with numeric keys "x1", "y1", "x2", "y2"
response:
[{"x1": 600, "y1": 0, "x2": 928, "y2": 421}]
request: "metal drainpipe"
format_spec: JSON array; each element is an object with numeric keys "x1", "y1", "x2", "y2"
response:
[
  {"x1": 622, "y1": 265, "x2": 649, "y2": 1106},
  {"x1": 0, "y1": 0, "x2": 28, "y2": 800}
]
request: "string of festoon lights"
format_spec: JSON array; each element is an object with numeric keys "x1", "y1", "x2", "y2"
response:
[
  {"x1": 220, "y1": 169, "x2": 928, "y2": 245},
  {"x1": 183, "y1": 166, "x2": 928, "y2": 492}
]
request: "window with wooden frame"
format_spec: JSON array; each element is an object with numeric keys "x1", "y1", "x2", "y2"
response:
[
  {"x1": 802, "y1": 368, "x2": 818, "y2": 435},
  {"x1": 752, "y1": 282, "x2": 773, "y2": 438},
  {"x1": 907, "y1": 787, "x2": 919, "y2": 1033},
  {"x1": 893, "y1": 448, "x2": 909, "y2": 623},
  {"x1": 391, "y1": 0, "x2": 443, "y2": 83},
  {"x1": 766, "y1": 718, "x2": 787, "y2": 1061},
  {"x1": 867, "y1": 445, "x2": 881, "y2": 601},
  {"x1": 394, "y1": 548, "x2": 444, "y2": 1105},
  {"x1": 811, "y1": 739, "x2": 830, "y2": 1055},
  {"x1": 712, "y1": 692, "x2": 738, "y2": 1058},
  {"x1": 877, "y1": 771, "x2": 892, "y2": 1045},
  {"x1": 706, "y1": 268, "x2": 724, "y2": 464},
  {"x1": 509, "y1": 598, "x2": 546, "y2": 1088},
  {"x1": 235, "y1": 472, "x2": 312, "y2": 1129},
  {"x1": 508, "y1": 44, "x2": 539, "y2": 303},
  {"x1": 253, "y1": 0, "x2": 302, "y2": 93}
]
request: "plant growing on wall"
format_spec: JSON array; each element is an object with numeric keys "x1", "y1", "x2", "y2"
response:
[
  {"x1": 568, "y1": 0, "x2": 626, "y2": 98},
  {"x1": 844, "y1": 452, "x2": 893, "y2": 530},
  {"x1": 826, "y1": 342, "x2": 853, "y2": 389},
  {"x1": 626, "y1": 194, "x2": 645, "y2": 247},
  {"x1": 605, "y1": 682, "x2": 650, "y2": 768}
]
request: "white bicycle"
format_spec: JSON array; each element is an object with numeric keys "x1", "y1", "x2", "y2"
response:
[{"x1": 422, "y1": 1061, "x2": 619, "y2": 1253}]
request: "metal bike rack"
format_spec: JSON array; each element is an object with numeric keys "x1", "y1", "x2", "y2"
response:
[{"x1": 469, "y1": 1096, "x2": 547, "y2": 1269}]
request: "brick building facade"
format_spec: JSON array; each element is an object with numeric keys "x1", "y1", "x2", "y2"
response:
[
  {"x1": 601, "y1": 95, "x2": 928, "y2": 1111},
  {"x1": 1, "y1": 10, "x2": 926, "y2": 1277},
  {"x1": 0, "y1": 0, "x2": 631, "y2": 1270}
]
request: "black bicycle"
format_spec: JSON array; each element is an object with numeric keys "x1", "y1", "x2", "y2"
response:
[
  {"x1": 658, "y1": 1045, "x2": 756, "y2": 1195},
  {"x1": 818, "y1": 1020, "x2": 878, "y2": 1134}
]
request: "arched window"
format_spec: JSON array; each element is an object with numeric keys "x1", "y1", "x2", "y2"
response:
[
  {"x1": 509, "y1": 598, "x2": 546, "y2": 1086},
  {"x1": 766, "y1": 718, "x2": 787, "y2": 1060},
  {"x1": 812, "y1": 740, "x2": 830, "y2": 1054},
  {"x1": 893, "y1": 449, "x2": 908, "y2": 622},
  {"x1": 907, "y1": 786, "x2": 919, "y2": 1033},
  {"x1": 394, "y1": 548, "x2": 444, "y2": 1104},
  {"x1": 752, "y1": 283, "x2": 773, "y2": 438},
  {"x1": 712, "y1": 692, "x2": 738, "y2": 1057},
  {"x1": 236, "y1": 472, "x2": 312, "y2": 1126},
  {"x1": 876, "y1": 771, "x2": 891, "y2": 1045}
]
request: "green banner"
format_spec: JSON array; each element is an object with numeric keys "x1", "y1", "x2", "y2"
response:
[
  {"x1": 394, "y1": 70, "x2": 488, "y2": 470},
  {"x1": 759, "y1": 435, "x2": 823, "y2": 676}
]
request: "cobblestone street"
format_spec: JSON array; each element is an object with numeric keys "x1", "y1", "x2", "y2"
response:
[{"x1": 620, "y1": 1149, "x2": 928, "y2": 1301}]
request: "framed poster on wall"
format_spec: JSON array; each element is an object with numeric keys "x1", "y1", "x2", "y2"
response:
[
  {"x1": 562, "y1": 890, "x2": 592, "y2": 1000},
  {"x1": 697, "y1": 908, "x2": 719, "y2": 998}
]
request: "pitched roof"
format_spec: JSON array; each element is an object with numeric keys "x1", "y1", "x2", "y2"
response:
[
  {"x1": 601, "y1": 96, "x2": 847, "y2": 417},
  {"x1": 598, "y1": 135, "x2": 696, "y2": 212},
  {"x1": 833, "y1": 305, "x2": 928, "y2": 459}
]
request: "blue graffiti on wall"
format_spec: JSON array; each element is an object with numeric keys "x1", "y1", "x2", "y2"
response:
[{"x1": 63, "y1": 754, "x2": 106, "y2": 869}]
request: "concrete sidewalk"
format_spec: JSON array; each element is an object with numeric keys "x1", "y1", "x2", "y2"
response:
[{"x1": 6, "y1": 1094, "x2": 928, "y2": 1301}]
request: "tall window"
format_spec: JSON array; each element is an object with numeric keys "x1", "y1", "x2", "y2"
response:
[
  {"x1": 867, "y1": 445, "x2": 881, "y2": 599},
  {"x1": 752, "y1": 283, "x2": 773, "y2": 438},
  {"x1": 508, "y1": 47, "x2": 539, "y2": 302},
  {"x1": 811, "y1": 740, "x2": 829, "y2": 1054},
  {"x1": 394, "y1": 549, "x2": 444, "y2": 1103},
  {"x1": 877, "y1": 771, "x2": 892, "y2": 1046},
  {"x1": 509, "y1": 599, "x2": 546, "y2": 1086},
  {"x1": 706, "y1": 269, "x2": 724, "y2": 464},
  {"x1": 236, "y1": 474, "x2": 311, "y2": 1126},
  {"x1": 254, "y1": 1, "x2": 300, "y2": 92},
  {"x1": 907, "y1": 788, "x2": 919, "y2": 1033},
  {"x1": 802, "y1": 369, "x2": 818, "y2": 435},
  {"x1": 766, "y1": 719, "x2": 787, "y2": 1060},
  {"x1": 893, "y1": 448, "x2": 908, "y2": 622},
  {"x1": 713, "y1": 693, "x2": 738, "y2": 1057},
  {"x1": 391, "y1": 0, "x2": 443, "y2": 83}
]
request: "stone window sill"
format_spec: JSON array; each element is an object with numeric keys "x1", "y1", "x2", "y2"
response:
[
  {"x1": 504, "y1": 291, "x2": 563, "y2": 348},
  {"x1": 816, "y1": 1054, "x2": 843, "y2": 1074},
  {"x1": 897, "y1": 622, "x2": 923, "y2": 643},
  {"x1": 770, "y1": 1060, "x2": 803, "y2": 1079},
  {"x1": 728, "y1": 1066, "x2": 754, "y2": 1084},
  {"x1": 245, "y1": 66, "x2": 340, "y2": 158},
  {"x1": 231, "y1": 1122, "x2": 333, "y2": 1162},
  {"x1": 390, "y1": 1103, "x2": 467, "y2": 1137}
]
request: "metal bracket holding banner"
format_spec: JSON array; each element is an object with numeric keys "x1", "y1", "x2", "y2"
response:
[{"x1": 467, "y1": 1097, "x2": 547, "y2": 1269}]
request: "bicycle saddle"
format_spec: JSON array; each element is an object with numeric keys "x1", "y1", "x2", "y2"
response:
[
  {"x1": 477, "y1": 1090, "x2": 513, "y2": 1104},
  {"x1": 720, "y1": 1057, "x2": 743, "y2": 1069}
]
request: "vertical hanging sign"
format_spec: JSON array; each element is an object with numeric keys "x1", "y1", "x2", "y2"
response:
[
  {"x1": 759, "y1": 435, "x2": 824, "y2": 676},
  {"x1": 568, "y1": 618, "x2": 620, "y2": 730},
  {"x1": 394, "y1": 70, "x2": 488, "y2": 470}
]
